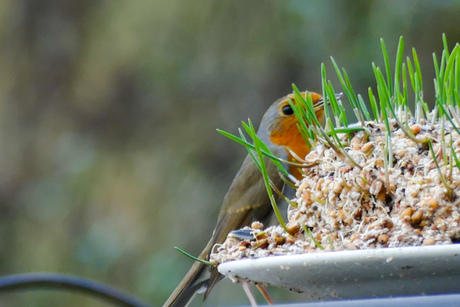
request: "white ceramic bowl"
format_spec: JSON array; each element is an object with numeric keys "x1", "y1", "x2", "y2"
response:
[{"x1": 218, "y1": 244, "x2": 460, "y2": 300}]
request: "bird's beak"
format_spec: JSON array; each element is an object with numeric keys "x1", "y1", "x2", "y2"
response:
[
  {"x1": 334, "y1": 92, "x2": 343, "y2": 101},
  {"x1": 314, "y1": 92, "x2": 343, "y2": 110}
]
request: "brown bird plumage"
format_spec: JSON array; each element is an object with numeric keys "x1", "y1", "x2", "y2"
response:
[{"x1": 164, "y1": 91, "x2": 324, "y2": 307}]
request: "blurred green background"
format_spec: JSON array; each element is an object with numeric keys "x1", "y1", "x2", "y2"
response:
[{"x1": 0, "y1": 1, "x2": 459, "y2": 306}]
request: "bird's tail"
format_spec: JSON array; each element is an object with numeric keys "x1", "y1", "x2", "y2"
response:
[
  {"x1": 164, "y1": 207, "x2": 241, "y2": 306},
  {"x1": 163, "y1": 260, "x2": 211, "y2": 307}
]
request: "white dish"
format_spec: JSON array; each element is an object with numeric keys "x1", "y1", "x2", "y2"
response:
[{"x1": 218, "y1": 244, "x2": 460, "y2": 300}]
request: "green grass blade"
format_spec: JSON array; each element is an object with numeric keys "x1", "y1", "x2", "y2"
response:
[
  {"x1": 368, "y1": 87, "x2": 380, "y2": 121},
  {"x1": 241, "y1": 122, "x2": 290, "y2": 176},
  {"x1": 394, "y1": 36, "x2": 405, "y2": 105},
  {"x1": 174, "y1": 247, "x2": 217, "y2": 266},
  {"x1": 380, "y1": 38, "x2": 393, "y2": 94},
  {"x1": 428, "y1": 140, "x2": 452, "y2": 198},
  {"x1": 217, "y1": 128, "x2": 290, "y2": 176},
  {"x1": 246, "y1": 119, "x2": 288, "y2": 232},
  {"x1": 302, "y1": 223, "x2": 324, "y2": 250}
]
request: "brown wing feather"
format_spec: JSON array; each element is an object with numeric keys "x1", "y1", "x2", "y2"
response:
[
  {"x1": 165, "y1": 91, "x2": 322, "y2": 306},
  {"x1": 163, "y1": 152, "x2": 284, "y2": 306}
]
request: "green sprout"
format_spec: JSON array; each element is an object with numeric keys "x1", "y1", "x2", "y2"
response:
[
  {"x1": 301, "y1": 223, "x2": 324, "y2": 250},
  {"x1": 174, "y1": 247, "x2": 217, "y2": 266},
  {"x1": 218, "y1": 34, "x2": 460, "y2": 237}
]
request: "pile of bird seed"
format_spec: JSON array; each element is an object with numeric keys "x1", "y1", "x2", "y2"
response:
[{"x1": 210, "y1": 117, "x2": 460, "y2": 263}]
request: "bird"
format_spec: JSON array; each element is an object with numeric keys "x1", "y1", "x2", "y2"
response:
[{"x1": 164, "y1": 91, "x2": 325, "y2": 307}]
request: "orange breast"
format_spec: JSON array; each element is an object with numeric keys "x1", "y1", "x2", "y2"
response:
[{"x1": 269, "y1": 116, "x2": 309, "y2": 180}]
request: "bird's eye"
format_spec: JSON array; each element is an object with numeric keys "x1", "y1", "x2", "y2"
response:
[{"x1": 281, "y1": 104, "x2": 294, "y2": 116}]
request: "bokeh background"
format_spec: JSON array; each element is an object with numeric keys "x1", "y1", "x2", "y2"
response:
[{"x1": 0, "y1": 1, "x2": 459, "y2": 306}]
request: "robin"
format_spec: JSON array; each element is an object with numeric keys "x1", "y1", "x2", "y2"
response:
[{"x1": 164, "y1": 91, "x2": 325, "y2": 307}]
